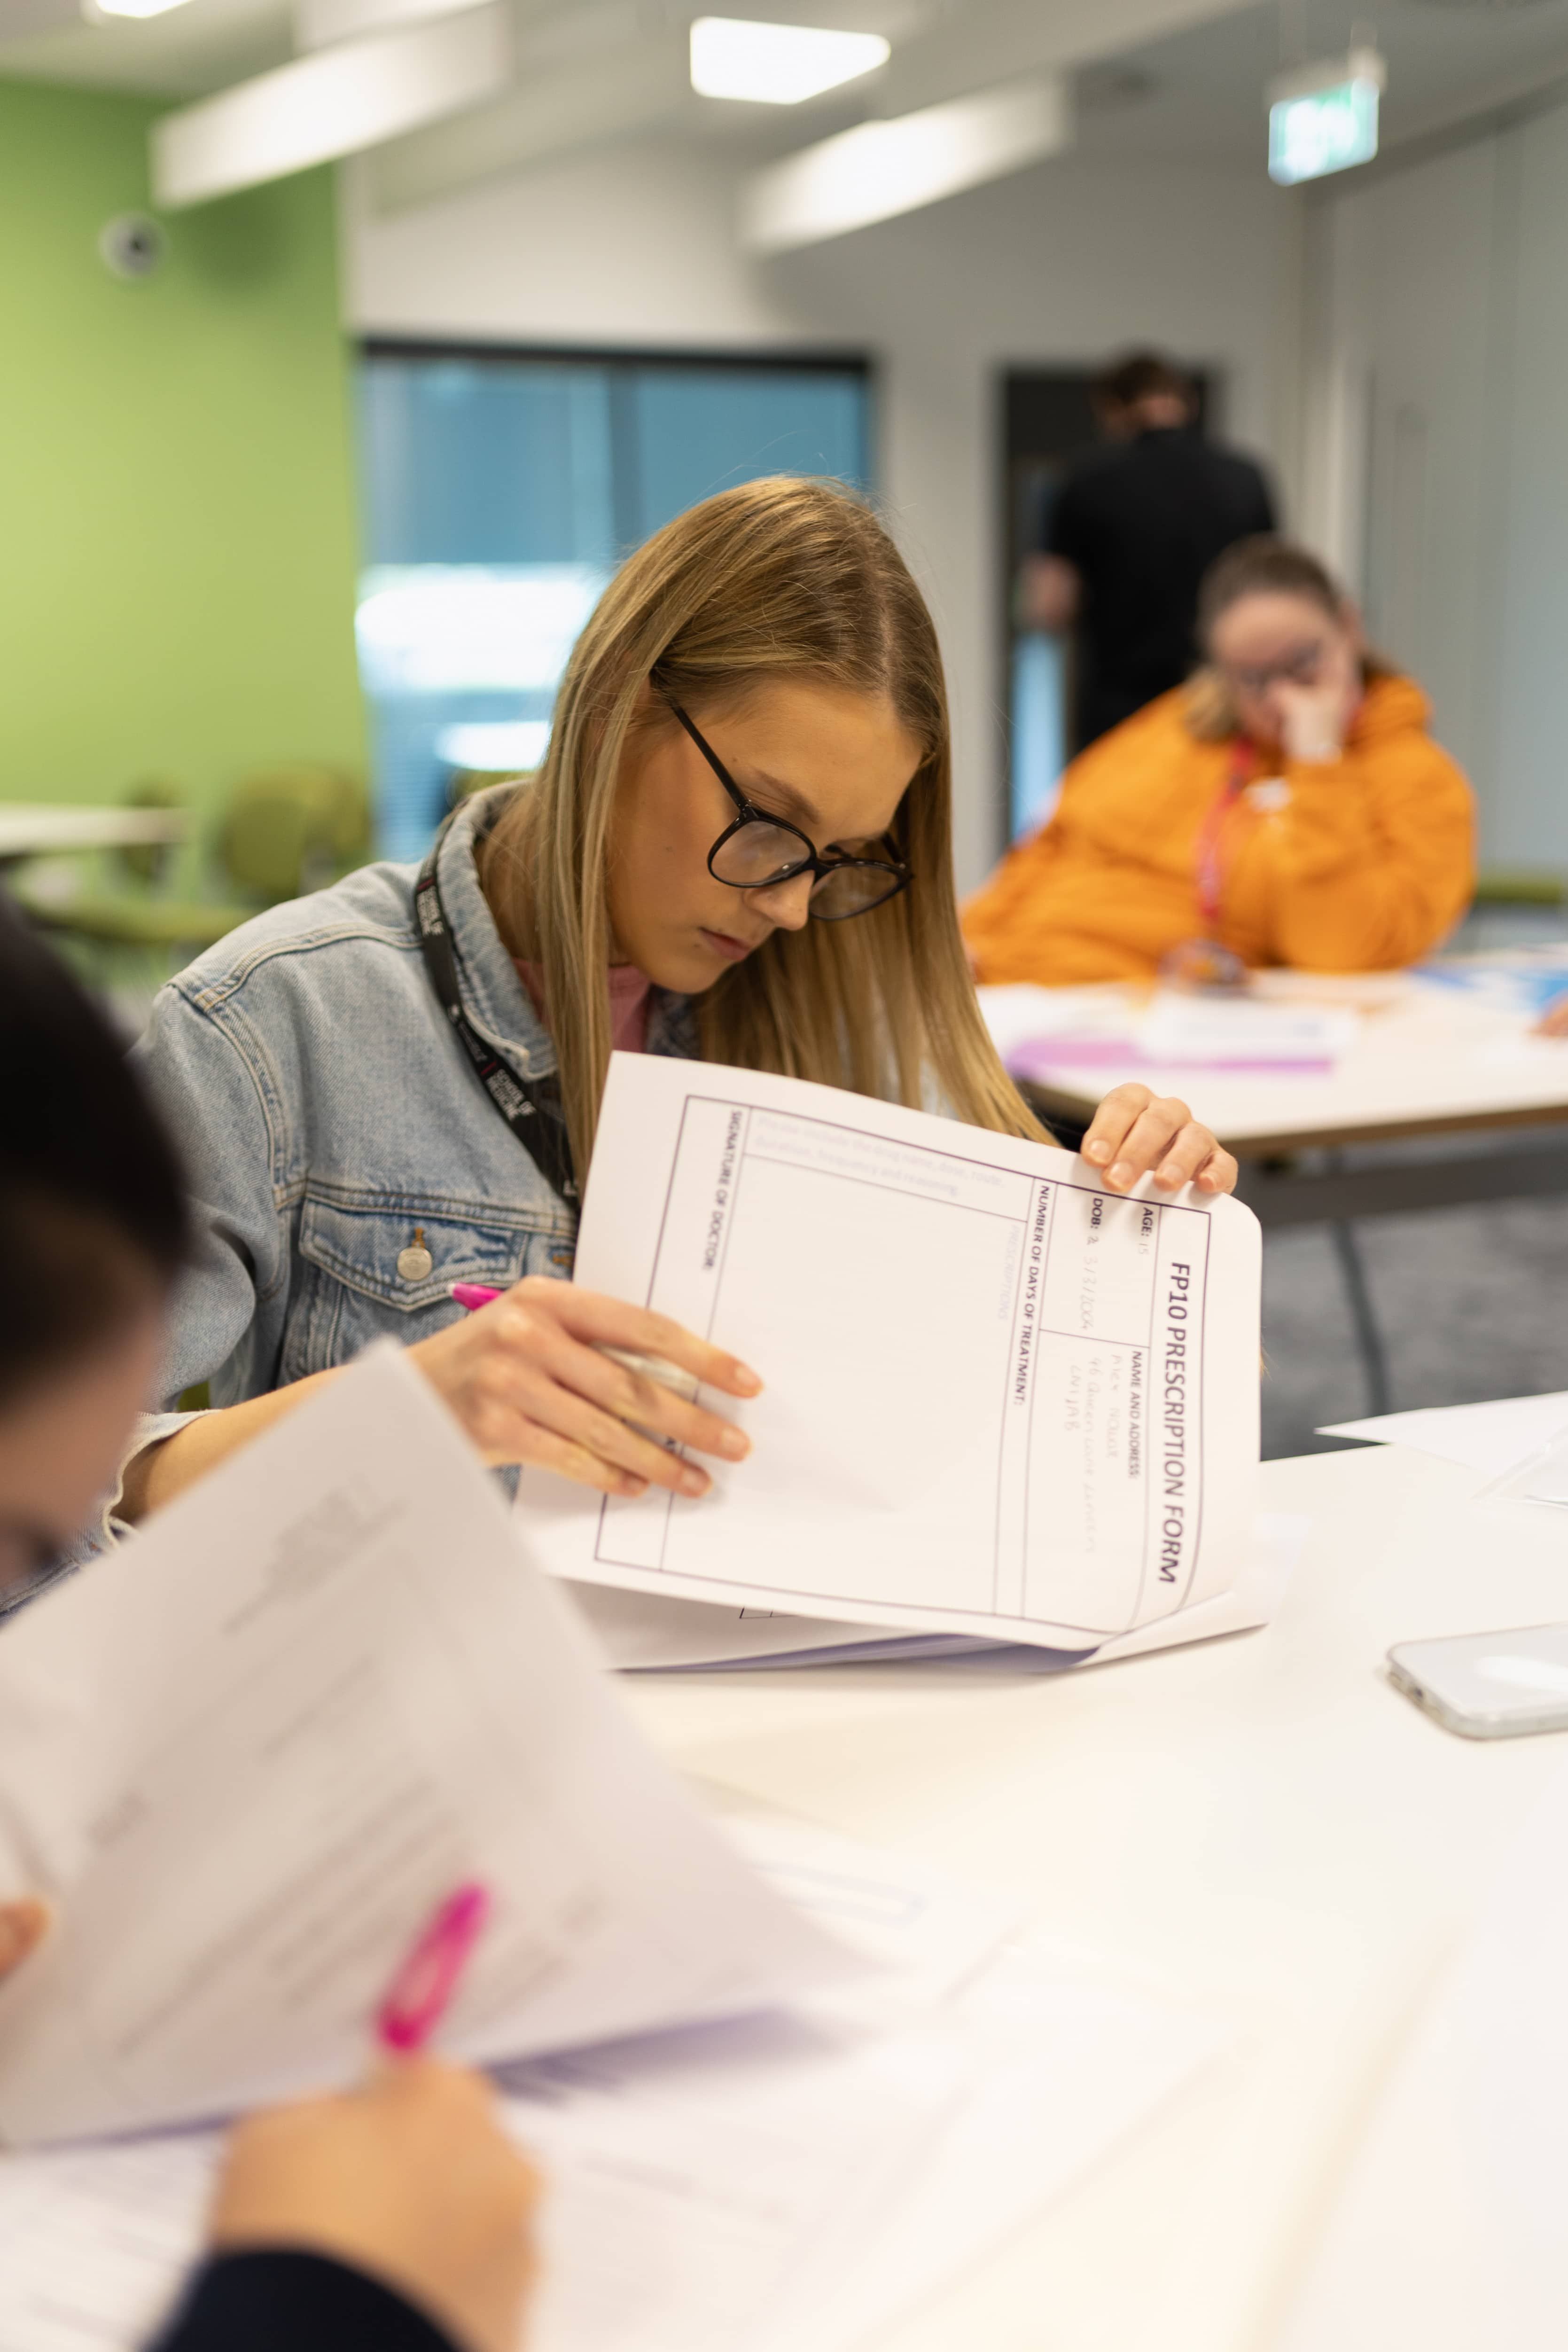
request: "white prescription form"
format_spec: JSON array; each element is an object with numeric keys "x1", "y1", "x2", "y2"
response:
[{"x1": 523, "y1": 1055, "x2": 1261, "y2": 1652}]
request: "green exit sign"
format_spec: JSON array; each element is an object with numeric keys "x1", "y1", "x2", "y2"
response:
[{"x1": 1267, "y1": 48, "x2": 1384, "y2": 186}]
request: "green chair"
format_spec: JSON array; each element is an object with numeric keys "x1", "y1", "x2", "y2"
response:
[
  {"x1": 18, "y1": 766, "x2": 371, "y2": 964},
  {"x1": 1472, "y1": 869, "x2": 1567, "y2": 908}
]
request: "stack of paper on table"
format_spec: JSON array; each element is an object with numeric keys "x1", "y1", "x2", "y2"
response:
[
  {"x1": 522, "y1": 1054, "x2": 1273, "y2": 1672},
  {"x1": 0, "y1": 1351, "x2": 1225, "y2": 2351}
]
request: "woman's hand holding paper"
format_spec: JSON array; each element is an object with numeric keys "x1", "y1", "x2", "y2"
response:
[
  {"x1": 1080, "y1": 1085, "x2": 1239, "y2": 1197},
  {"x1": 410, "y1": 1277, "x2": 762, "y2": 1500}
]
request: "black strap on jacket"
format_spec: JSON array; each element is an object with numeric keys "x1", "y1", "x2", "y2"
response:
[{"x1": 414, "y1": 809, "x2": 579, "y2": 1206}]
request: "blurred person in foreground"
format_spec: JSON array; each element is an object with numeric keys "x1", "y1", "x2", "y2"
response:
[
  {"x1": 967, "y1": 537, "x2": 1475, "y2": 987},
  {"x1": 0, "y1": 895, "x2": 538, "y2": 2352},
  {"x1": 1020, "y1": 350, "x2": 1277, "y2": 752}
]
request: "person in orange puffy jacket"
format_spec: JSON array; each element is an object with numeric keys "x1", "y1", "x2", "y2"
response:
[{"x1": 965, "y1": 537, "x2": 1475, "y2": 986}]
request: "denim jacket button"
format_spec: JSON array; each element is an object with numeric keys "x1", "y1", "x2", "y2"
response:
[{"x1": 397, "y1": 1242, "x2": 434, "y2": 1282}]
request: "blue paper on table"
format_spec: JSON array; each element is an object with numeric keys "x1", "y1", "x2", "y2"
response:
[{"x1": 1417, "y1": 954, "x2": 1568, "y2": 1017}]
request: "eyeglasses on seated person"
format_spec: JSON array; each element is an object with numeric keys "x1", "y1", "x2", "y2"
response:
[{"x1": 662, "y1": 694, "x2": 913, "y2": 922}]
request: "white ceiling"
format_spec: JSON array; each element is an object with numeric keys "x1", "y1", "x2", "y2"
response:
[
  {"x1": 1074, "y1": 0, "x2": 1568, "y2": 168},
  {"x1": 3, "y1": 0, "x2": 1568, "y2": 212}
]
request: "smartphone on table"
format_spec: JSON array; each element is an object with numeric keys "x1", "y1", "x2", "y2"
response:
[{"x1": 1388, "y1": 1624, "x2": 1568, "y2": 1739}]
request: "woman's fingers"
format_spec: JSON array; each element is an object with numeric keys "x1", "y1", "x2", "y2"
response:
[
  {"x1": 1081, "y1": 1085, "x2": 1237, "y2": 1195},
  {"x1": 523, "y1": 1320, "x2": 751, "y2": 1464},
  {"x1": 1147, "y1": 1123, "x2": 1236, "y2": 1192},
  {"x1": 1080, "y1": 1081, "x2": 1175, "y2": 1181},
  {"x1": 495, "y1": 1351, "x2": 717, "y2": 1499},
  {"x1": 484, "y1": 1292, "x2": 751, "y2": 1476},
  {"x1": 460, "y1": 1344, "x2": 709, "y2": 1496},
  {"x1": 1193, "y1": 1145, "x2": 1240, "y2": 1195},
  {"x1": 1082, "y1": 1085, "x2": 1193, "y2": 1187},
  {"x1": 506, "y1": 1421, "x2": 649, "y2": 1500},
  {"x1": 0, "y1": 1898, "x2": 50, "y2": 1980},
  {"x1": 535, "y1": 1283, "x2": 762, "y2": 1399},
  {"x1": 412, "y1": 1279, "x2": 758, "y2": 1498}
]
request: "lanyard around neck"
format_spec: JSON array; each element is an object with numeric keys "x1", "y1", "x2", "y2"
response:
[
  {"x1": 1194, "y1": 742, "x2": 1255, "y2": 936},
  {"x1": 414, "y1": 810, "x2": 579, "y2": 1208}
]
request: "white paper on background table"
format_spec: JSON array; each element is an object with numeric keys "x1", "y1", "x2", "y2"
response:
[
  {"x1": 521, "y1": 1055, "x2": 1262, "y2": 1652},
  {"x1": 1414, "y1": 947, "x2": 1568, "y2": 1021},
  {"x1": 977, "y1": 982, "x2": 1361, "y2": 1081},
  {"x1": 0, "y1": 1348, "x2": 855, "y2": 2148},
  {"x1": 1320, "y1": 1389, "x2": 1568, "y2": 1477}
]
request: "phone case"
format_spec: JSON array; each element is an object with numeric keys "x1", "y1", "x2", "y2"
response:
[{"x1": 1388, "y1": 1624, "x2": 1568, "y2": 1740}]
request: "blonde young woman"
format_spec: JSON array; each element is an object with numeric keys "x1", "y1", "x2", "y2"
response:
[{"x1": 121, "y1": 479, "x2": 1237, "y2": 1528}]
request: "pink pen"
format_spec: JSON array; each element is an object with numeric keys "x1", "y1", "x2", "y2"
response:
[
  {"x1": 451, "y1": 1282, "x2": 701, "y2": 1403},
  {"x1": 375, "y1": 1880, "x2": 492, "y2": 2057}
]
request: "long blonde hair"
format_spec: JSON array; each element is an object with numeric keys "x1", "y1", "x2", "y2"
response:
[{"x1": 481, "y1": 476, "x2": 1045, "y2": 1175}]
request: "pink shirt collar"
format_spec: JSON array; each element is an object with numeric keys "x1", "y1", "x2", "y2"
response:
[{"x1": 513, "y1": 958, "x2": 653, "y2": 1055}]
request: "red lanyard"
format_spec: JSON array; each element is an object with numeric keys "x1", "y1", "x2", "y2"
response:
[{"x1": 1194, "y1": 743, "x2": 1254, "y2": 936}]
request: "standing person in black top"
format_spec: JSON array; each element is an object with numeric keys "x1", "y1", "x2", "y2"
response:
[
  {"x1": 0, "y1": 896, "x2": 538, "y2": 2352},
  {"x1": 1020, "y1": 350, "x2": 1277, "y2": 752}
]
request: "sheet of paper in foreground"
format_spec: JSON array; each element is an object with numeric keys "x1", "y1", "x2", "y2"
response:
[
  {"x1": 0, "y1": 1835, "x2": 1225, "y2": 2352},
  {"x1": 521, "y1": 1054, "x2": 1262, "y2": 1651},
  {"x1": 0, "y1": 1347, "x2": 855, "y2": 2147}
]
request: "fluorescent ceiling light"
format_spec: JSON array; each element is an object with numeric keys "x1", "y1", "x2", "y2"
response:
[
  {"x1": 89, "y1": 0, "x2": 195, "y2": 19},
  {"x1": 151, "y1": 2, "x2": 509, "y2": 209},
  {"x1": 295, "y1": 0, "x2": 483, "y2": 53},
  {"x1": 741, "y1": 76, "x2": 1069, "y2": 251},
  {"x1": 690, "y1": 16, "x2": 889, "y2": 106}
]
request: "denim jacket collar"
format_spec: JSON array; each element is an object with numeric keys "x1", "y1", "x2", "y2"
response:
[
  {"x1": 435, "y1": 785, "x2": 556, "y2": 1078},
  {"x1": 435, "y1": 783, "x2": 698, "y2": 1071}
]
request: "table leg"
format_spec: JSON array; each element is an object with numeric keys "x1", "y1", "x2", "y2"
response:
[{"x1": 1330, "y1": 1217, "x2": 1393, "y2": 1419}]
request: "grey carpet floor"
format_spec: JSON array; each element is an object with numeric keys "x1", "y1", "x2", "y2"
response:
[
  {"x1": 1262, "y1": 906, "x2": 1568, "y2": 1457},
  {"x1": 1263, "y1": 1196, "x2": 1568, "y2": 1457}
]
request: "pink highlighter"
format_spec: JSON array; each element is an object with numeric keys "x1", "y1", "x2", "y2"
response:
[
  {"x1": 375, "y1": 1881, "x2": 492, "y2": 2057},
  {"x1": 451, "y1": 1283, "x2": 502, "y2": 1312}
]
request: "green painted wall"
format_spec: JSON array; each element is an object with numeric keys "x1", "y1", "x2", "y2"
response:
[{"x1": 0, "y1": 78, "x2": 365, "y2": 832}]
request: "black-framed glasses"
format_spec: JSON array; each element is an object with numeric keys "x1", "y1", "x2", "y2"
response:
[
  {"x1": 665, "y1": 697, "x2": 913, "y2": 923},
  {"x1": 1218, "y1": 639, "x2": 1327, "y2": 696}
]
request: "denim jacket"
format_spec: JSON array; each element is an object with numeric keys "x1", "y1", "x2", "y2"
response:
[{"x1": 122, "y1": 786, "x2": 695, "y2": 1505}]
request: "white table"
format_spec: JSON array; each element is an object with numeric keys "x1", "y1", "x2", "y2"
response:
[
  {"x1": 987, "y1": 970, "x2": 1568, "y2": 1413},
  {"x1": 987, "y1": 969, "x2": 1568, "y2": 1157},
  {"x1": 0, "y1": 803, "x2": 187, "y2": 866},
  {"x1": 620, "y1": 1440, "x2": 1568, "y2": 2352}
]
